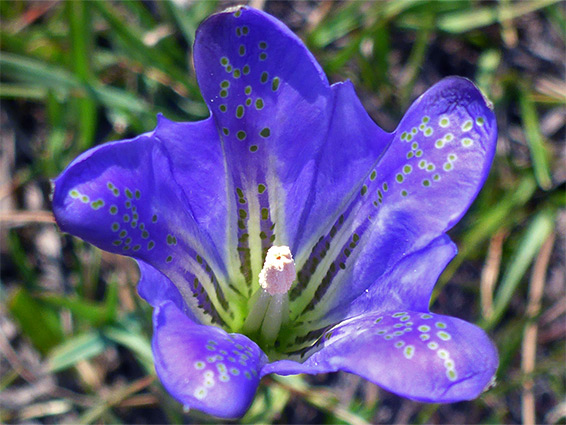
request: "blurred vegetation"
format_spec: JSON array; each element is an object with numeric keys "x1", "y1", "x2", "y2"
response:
[{"x1": 1, "y1": 0, "x2": 564, "y2": 424}]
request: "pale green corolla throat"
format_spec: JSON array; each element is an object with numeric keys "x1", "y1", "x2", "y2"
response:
[{"x1": 241, "y1": 246, "x2": 296, "y2": 347}]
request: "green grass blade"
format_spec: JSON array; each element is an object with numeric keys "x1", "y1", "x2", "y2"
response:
[
  {"x1": 40, "y1": 294, "x2": 116, "y2": 325},
  {"x1": 47, "y1": 332, "x2": 108, "y2": 373},
  {"x1": 436, "y1": 175, "x2": 537, "y2": 292},
  {"x1": 90, "y1": 0, "x2": 195, "y2": 96},
  {"x1": 519, "y1": 84, "x2": 553, "y2": 190},
  {"x1": 163, "y1": 0, "x2": 217, "y2": 47},
  {"x1": 1, "y1": 53, "x2": 156, "y2": 118},
  {"x1": 67, "y1": 0, "x2": 98, "y2": 151},
  {"x1": 0, "y1": 83, "x2": 47, "y2": 99},
  {"x1": 437, "y1": 0, "x2": 561, "y2": 33},
  {"x1": 485, "y1": 209, "x2": 556, "y2": 329}
]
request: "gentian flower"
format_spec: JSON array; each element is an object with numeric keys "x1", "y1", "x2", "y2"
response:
[{"x1": 52, "y1": 6, "x2": 498, "y2": 419}]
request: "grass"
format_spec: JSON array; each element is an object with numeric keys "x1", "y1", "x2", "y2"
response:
[{"x1": 1, "y1": 0, "x2": 564, "y2": 423}]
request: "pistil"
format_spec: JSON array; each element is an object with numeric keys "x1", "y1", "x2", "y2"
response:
[{"x1": 242, "y1": 246, "x2": 296, "y2": 345}]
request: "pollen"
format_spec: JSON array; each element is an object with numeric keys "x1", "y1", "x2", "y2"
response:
[{"x1": 259, "y1": 245, "x2": 296, "y2": 295}]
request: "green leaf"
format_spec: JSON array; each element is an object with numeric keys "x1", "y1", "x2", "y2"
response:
[
  {"x1": 8, "y1": 287, "x2": 63, "y2": 354},
  {"x1": 39, "y1": 294, "x2": 115, "y2": 326}
]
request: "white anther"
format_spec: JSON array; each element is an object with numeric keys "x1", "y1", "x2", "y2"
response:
[{"x1": 258, "y1": 245, "x2": 296, "y2": 295}]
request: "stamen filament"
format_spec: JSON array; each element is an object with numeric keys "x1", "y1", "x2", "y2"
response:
[
  {"x1": 260, "y1": 293, "x2": 288, "y2": 344},
  {"x1": 242, "y1": 289, "x2": 270, "y2": 334}
]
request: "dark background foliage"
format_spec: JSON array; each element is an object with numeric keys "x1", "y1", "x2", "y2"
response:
[{"x1": 1, "y1": 1, "x2": 564, "y2": 424}]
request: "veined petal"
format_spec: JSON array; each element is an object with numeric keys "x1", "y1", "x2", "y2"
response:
[
  {"x1": 265, "y1": 311, "x2": 498, "y2": 403},
  {"x1": 292, "y1": 81, "x2": 392, "y2": 260},
  {"x1": 288, "y1": 77, "x2": 497, "y2": 324},
  {"x1": 152, "y1": 115, "x2": 229, "y2": 260},
  {"x1": 194, "y1": 7, "x2": 393, "y2": 302},
  {"x1": 52, "y1": 117, "x2": 244, "y2": 328},
  {"x1": 137, "y1": 260, "x2": 203, "y2": 323},
  {"x1": 322, "y1": 234, "x2": 457, "y2": 325},
  {"x1": 153, "y1": 301, "x2": 266, "y2": 418},
  {"x1": 194, "y1": 6, "x2": 334, "y2": 295}
]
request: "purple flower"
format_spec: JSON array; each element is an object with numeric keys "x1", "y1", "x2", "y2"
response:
[{"x1": 52, "y1": 6, "x2": 498, "y2": 419}]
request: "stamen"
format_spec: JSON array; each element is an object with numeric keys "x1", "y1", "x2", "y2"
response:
[
  {"x1": 259, "y1": 246, "x2": 295, "y2": 295},
  {"x1": 241, "y1": 246, "x2": 296, "y2": 346}
]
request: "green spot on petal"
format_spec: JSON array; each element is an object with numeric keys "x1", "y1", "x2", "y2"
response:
[
  {"x1": 236, "y1": 105, "x2": 244, "y2": 119},
  {"x1": 271, "y1": 77, "x2": 280, "y2": 91}
]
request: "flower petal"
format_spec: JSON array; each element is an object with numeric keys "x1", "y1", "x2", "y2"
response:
[
  {"x1": 194, "y1": 6, "x2": 333, "y2": 293},
  {"x1": 323, "y1": 234, "x2": 457, "y2": 323},
  {"x1": 291, "y1": 80, "x2": 392, "y2": 257},
  {"x1": 153, "y1": 301, "x2": 266, "y2": 419},
  {"x1": 137, "y1": 260, "x2": 204, "y2": 321},
  {"x1": 289, "y1": 77, "x2": 497, "y2": 323},
  {"x1": 52, "y1": 116, "x2": 244, "y2": 328},
  {"x1": 265, "y1": 310, "x2": 498, "y2": 403}
]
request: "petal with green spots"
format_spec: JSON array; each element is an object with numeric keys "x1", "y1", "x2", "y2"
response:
[
  {"x1": 52, "y1": 117, "x2": 244, "y2": 328},
  {"x1": 264, "y1": 310, "x2": 498, "y2": 403},
  {"x1": 285, "y1": 77, "x2": 497, "y2": 325},
  {"x1": 153, "y1": 301, "x2": 266, "y2": 419}
]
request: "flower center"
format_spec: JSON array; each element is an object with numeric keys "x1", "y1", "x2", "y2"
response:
[{"x1": 241, "y1": 245, "x2": 296, "y2": 348}]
